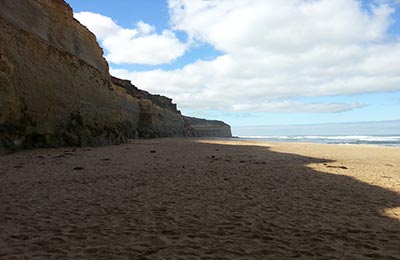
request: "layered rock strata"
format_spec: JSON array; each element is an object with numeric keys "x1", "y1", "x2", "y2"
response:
[
  {"x1": 111, "y1": 77, "x2": 187, "y2": 138},
  {"x1": 0, "y1": 0, "x2": 232, "y2": 150},
  {"x1": 183, "y1": 116, "x2": 232, "y2": 138}
]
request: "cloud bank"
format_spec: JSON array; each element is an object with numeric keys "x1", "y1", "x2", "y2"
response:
[
  {"x1": 76, "y1": 0, "x2": 400, "y2": 113},
  {"x1": 74, "y1": 12, "x2": 187, "y2": 65}
]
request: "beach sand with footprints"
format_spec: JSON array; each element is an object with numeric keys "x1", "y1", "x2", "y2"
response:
[{"x1": 1, "y1": 138, "x2": 399, "y2": 259}]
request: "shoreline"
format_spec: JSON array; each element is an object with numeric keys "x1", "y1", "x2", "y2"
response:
[
  {"x1": 236, "y1": 136, "x2": 400, "y2": 148},
  {"x1": 1, "y1": 138, "x2": 399, "y2": 259},
  {"x1": 1, "y1": 136, "x2": 400, "y2": 156},
  {"x1": 199, "y1": 137, "x2": 400, "y2": 149}
]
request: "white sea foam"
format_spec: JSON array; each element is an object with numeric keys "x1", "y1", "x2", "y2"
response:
[{"x1": 239, "y1": 135, "x2": 400, "y2": 146}]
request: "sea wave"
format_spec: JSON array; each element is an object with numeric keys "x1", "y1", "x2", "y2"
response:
[{"x1": 239, "y1": 135, "x2": 400, "y2": 146}]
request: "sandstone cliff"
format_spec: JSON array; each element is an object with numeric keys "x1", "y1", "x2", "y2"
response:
[
  {"x1": 0, "y1": 0, "x2": 108, "y2": 74},
  {"x1": 111, "y1": 77, "x2": 187, "y2": 138},
  {"x1": 0, "y1": 0, "x2": 232, "y2": 150},
  {"x1": 183, "y1": 116, "x2": 232, "y2": 138}
]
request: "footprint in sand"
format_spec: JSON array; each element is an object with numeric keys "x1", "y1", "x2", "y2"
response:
[
  {"x1": 326, "y1": 165, "x2": 348, "y2": 170},
  {"x1": 52, "y1": 154, "x2": 66, "y2": 159}
]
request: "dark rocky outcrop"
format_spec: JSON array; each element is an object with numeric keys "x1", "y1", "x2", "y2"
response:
[{"x1": 0, "y1": 0, "x2": 232, "y2": 151}]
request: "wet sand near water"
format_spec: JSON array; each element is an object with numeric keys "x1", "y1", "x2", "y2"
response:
[{"x1": 1, "y1": 138, "x2": 400, "y2": 259}]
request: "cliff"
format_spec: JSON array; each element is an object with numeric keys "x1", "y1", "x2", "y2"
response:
[
  {"x1": 183, "y1": 116, "x2": 232, "y2": 138},
  {"x1": 110, "y1": 77, "x2": 187, "y2": 138},
  {"x1": 0, "y1": 0, "x2": 232, "y2": 150},
  {"x1": 0, "y1": 0, "x2": 109, "y2": 75}
]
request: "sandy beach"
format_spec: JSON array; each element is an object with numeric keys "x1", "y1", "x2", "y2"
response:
[{"x1": 0, "y1": 138, "x2": 399, "y2": 259}]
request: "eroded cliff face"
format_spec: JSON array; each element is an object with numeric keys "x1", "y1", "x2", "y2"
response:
[
  {"x1": 0, "y1": 9, "x2": 140, "y2": 149},
  {"x1": 183, "y1": 116, "x2": 232, "y2": 138},
  {"x1": 111, "y1": 77, "x2": 187, "y2": 138},
  {"x1": 0, "y1": 0, "x2": 231, "y2": 150},
  {"x1": 111, "y1": 78, "x2": 233, "y2": 139},
  {"x1": 0, "y1": 0, "x2": 108, "y2": 74}
]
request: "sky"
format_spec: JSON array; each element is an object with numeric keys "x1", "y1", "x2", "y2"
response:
[{"x1": 67, "y1": 0, "x2": 400, "y2": 134}]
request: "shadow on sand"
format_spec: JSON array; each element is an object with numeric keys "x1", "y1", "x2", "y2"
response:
[{"x1": 0, "y1": 139, "x2": 399, "y2": 259}]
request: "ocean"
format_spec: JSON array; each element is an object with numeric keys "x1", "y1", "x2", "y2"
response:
[
  {"x1": 239, "y1": 135, "x2": 400, "y2": 147},
  {"x1": 234, "y1": 120, "x2": 400, "y2": 146}
]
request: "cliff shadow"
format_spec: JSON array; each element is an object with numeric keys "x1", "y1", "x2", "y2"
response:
[
  {"x1": 183, "y1": 139, "x2": 400, "y2": 259},
  {"x1": 0, "y1": 138, "x2": 399, "y2": 259}
]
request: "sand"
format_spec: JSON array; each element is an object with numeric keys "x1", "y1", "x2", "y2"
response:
[{"x1": 0, "y1": 138, "x2": 399, "y2": 259}]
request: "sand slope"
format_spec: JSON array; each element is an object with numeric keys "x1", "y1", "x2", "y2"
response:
[{"x1": 0, "y1": 139, "x2": 399, "y2": 259}]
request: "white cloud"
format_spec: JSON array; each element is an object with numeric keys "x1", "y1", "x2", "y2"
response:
[
  {"x1": 86, "y1": 1, "x2": 400, "y2": 113},
  {"x1": 231, "y1": 102, "x2": 366, "y2": 113},
  {"x1": 74, "y1": 12, "x2": 187, "y2": 65},
  {"x1": 168, "y1": 0, "x2": 393, "y2": 52}
]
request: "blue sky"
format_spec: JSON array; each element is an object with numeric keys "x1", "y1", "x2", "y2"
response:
[{"x1": 67, "y1": 0, "x2": 400, "y2": 134}]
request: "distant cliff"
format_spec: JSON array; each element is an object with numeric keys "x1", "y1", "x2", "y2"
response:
[
  {"x1": 0, "y1": 0, "x2": 231, "y2": 150},
  {"x1": 110, "y1": 77, "x2": 187, "y2": 138},
  {"x1": 111, "y1": 77, "x2": 232, "y2": 139},
  {"x1": 183, "y1": 116, "x2": 232, "y2": 138}
]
